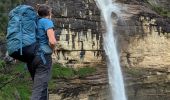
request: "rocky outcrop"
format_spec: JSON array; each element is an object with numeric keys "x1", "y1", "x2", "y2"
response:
[
  {"x1": 25, "y1": 0, "x2": 104, "y2": 64},
  {"x1": 120, "y1": 14, "x2": 170, "y2": 68},
  {"x1": 25, "y1": 0, "x2": 170, "y2": 69},
  {"x1": 125, "y1": 67, "x2": 170, "y2": 100},
  {"x1": 50, "y1": 64, "x2": 170, "y2": 100},
  {"x1": 49, "y1": 64, "x2": 108, "y2": 100},
  {"x1": 50, "y1": 0, "x2": 103, "y2": 64},
  {"x1": 23, "y1": 0, "x2": 170, "y2": 100}
]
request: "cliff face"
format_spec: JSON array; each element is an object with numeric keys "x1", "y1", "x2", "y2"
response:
[
  {"x1": 23, "y1": 0, "x2": 170, "y2": 100},
  {"x1": 121, "y1": 17, "x2": 170, "y2": 68},
  {"x1": 26, "y1": 0, "x2": 103, "y2": 64},
  {"x1": 118, "y1": 1, "x2": 170, "y2": 68},
  {"x1": 24, "y1": 0, "x2": 170, "y2": 69}
]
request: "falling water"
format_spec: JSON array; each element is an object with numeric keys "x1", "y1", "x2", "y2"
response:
[{"x1": 95, "y1": 0, "x2": 127, "y2": 100}]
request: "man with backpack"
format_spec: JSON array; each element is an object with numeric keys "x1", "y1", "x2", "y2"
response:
[{"x1": 6, "y1": 4, "x2": 57, "y2": 100}]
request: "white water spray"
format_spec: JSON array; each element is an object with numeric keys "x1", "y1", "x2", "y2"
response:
[{"x1": 95, "y1": 0, "x2": 127, "y2": 100}]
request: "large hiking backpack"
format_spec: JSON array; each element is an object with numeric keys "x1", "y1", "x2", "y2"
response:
[{"x1": 6, "y1": 5, "x2": 38, "y2": 62}]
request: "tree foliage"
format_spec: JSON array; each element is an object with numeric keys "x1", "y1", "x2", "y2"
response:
[{"x1": 0, "y1": 0, "x2": 24, "y2": 36}]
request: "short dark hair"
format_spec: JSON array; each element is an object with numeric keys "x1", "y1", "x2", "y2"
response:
[{"x1": 38, "y1": 4, "x2": 51, "y2": 17}]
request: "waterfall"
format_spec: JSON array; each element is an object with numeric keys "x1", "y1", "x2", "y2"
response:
[{"x1": 95, "y1": 0, "x2": 127, "y2": 100}]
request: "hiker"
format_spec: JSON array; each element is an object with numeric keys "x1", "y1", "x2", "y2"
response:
[
  {"x1": 29, "y1": 4, "x2": 57, "y2": 100},
  {"x1": 6, "y1": 4, "x2": 56, "y2": 100}
]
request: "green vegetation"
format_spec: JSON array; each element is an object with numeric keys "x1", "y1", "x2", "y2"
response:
[
  {"x1": 152, "y1": 6, "x2": 170, "y2": 17},
  {"x1": 75, "y1": 67, "x2": 96, "y2": 77},
  {"x1": 0, "y1": 80, "x2": 31, "y2": 100},
  {"x1": 0, "y1": 61, "x2": 31, "y2": 100},
  {"x1": 52, "y1": 63, "x2": 75, "y2": 79},
  {"x1": 0, "y1": 61, "x2": 96, "y2": 100},
  {"x1": 52, "y1": 63, "x2": 96, "y2": 79},
  {"x1": 145, "y1": 0, "x2": 170, "y2": 18},
  {"x1": 0, "y1": 0, "x2": 24, "y2": 36}
]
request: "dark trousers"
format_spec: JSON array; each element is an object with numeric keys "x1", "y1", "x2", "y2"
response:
[
  {"x1": 10, "y1": 43, "x2": 52, "y2": 100},
  {"x1": 29, "y1": 54, "x2": 52, "y2": 100}
]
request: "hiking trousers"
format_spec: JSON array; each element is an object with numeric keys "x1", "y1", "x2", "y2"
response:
[
  {"x1": 27, "y1": 54, "x2": 52, "y2": 100},
  {"x1": 10, "y1": 43, "x2": 52, "y2": 100}
]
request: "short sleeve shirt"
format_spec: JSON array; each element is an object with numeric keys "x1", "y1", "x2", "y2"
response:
[{"x1": 37, "y1": 18, "x2": 54, "y2": 54}]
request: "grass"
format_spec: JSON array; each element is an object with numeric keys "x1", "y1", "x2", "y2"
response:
[
  {"x1": 49, "y1": 63, "x2": 97, "y2": 92},
  {"x1": 0, "y1": 61, "x2": 31, "y2": 100},
  {"x1": 153, "y1": 6, "x2": 170, "y2": 17},
  {"x1": 76, "y1": 67, "x2": 96, "y2": 77},
  {"x1": 15, "y1": 81, "x2": 31, "y2": 100},
  {"x1": 52, "y1": 63, "x2": 97, "y2": 79},
  {"x1": 52, "y1": 63, "x2": 75, "y2": 79},
  {"x1": 0, "y1": 80, "x2": 31, "y2": 100},
  {"x1": 145, "y1": 0, "x2": 170, "y2": 18},
  {"x1": 0, "y1": 86, "x2": 17, "y2": 100}
]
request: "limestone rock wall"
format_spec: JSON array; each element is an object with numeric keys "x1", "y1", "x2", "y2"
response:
[
  {"x1": 26, "y1": 0, "x2": 103, "y2": 64},
  {"x1": 24, "y1": 0, "x2": 170, "y2": 68},
  {"x1": 51, "y1": 0, "x2": 103, "y2": 64},
  {"x1": 125, "y1": 67, "x2": 170, "y2": 100},
  {"x1": 120, "y1": 16, "x2": 170, "y2": 68}
]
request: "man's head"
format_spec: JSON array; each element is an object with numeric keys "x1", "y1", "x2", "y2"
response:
[{"x1": 38, "y1": 4, "x2": 52, "y2": 18}]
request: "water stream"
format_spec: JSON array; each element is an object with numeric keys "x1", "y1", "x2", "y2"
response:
[{"x1": 95, "y1": 0, "x2": 127, "y2": 100}]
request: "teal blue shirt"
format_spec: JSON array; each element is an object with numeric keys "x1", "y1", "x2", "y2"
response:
[{"x1": 37, "y1": 18, "x2": 54, "y2": 54}]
